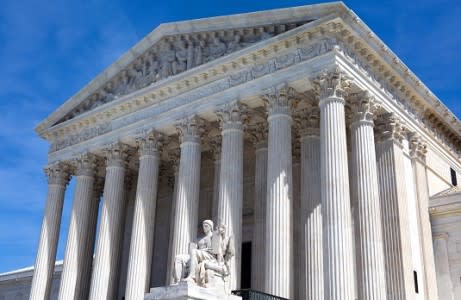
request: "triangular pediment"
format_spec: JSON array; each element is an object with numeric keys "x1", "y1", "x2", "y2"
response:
[
  {"x1": 54, "y1": 22, "x2": 310, "y2": 124},
  {"x1": 36, "y1": 2, "x2": 347, "y2": 133}
]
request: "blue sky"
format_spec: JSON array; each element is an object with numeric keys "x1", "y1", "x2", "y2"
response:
[{"x1": 0, "y1": 0, "x2": 460, "y2": 273}]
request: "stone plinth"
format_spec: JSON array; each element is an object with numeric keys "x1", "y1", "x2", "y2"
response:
[{"x1": 144, "y1": 282, "x2": 241, "y2": 300}]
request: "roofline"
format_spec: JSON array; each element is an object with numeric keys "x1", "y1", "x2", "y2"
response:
[
  {"x1": 35, "y1": 1, "x2": 346, "y2": 134},
  {"x1": 35, "y1": 1, "x2": 461, "y2": 150},
  {"x1": 0, "y1": 260, "x2": 63, "y2": 282},
  {"x1": 430, "y1": 186, "x2": 461, "y2": 199}
]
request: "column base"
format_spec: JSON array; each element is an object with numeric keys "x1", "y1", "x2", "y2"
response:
[{"x1": 144, "y1": 282, "x2": 242, "y2": 300}]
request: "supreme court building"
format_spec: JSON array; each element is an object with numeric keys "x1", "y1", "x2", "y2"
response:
[{"x1": 1, "y1": 2, "x2": 461, "y2": 300}]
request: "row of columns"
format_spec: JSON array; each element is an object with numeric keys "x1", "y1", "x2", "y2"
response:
[{"x1": 30, "y1": 69, "x2": 438, "y2": 300}]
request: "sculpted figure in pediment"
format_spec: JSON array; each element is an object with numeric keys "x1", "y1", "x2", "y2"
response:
[
  {"x1": 173, "y1": 38, "x2": 188, "y2": 75},
  {"x1": 133, "y1": 59, "x2": 149, "y2": 89},
  {"x1": 158, "y1": 40, "x2": 176, "y2": 79},
  {"x1": 225, "y1": 32, "x2": 242, "y2": 54},
  {"x1": 100, "y1": 82, "x2": 115, "y2": 103},
  {"x1": 207, "y1": 34, "x2": 227, "y2": 61},
  {"x1": 136, "y1": 52, "x2": 159, "y2": 86},
  {"x1": 185, "y1": 39, "x2": 195, "y2": 69},
  {"x1": 89, "y1": 93, "x2": 102, "y2": 110},
  {"x1": 194, "y1": 39, "x2": 206, "y2": 65},
  {"x1": 113, "y1": 70, "x2": 130, "y2": 96}
]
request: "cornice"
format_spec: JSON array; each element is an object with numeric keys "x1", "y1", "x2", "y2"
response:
[
  {"x1": 46, "y1": 17, "x2": 341, "y2": 153},
  {"x1": 330, "y1": 15, "x2": 461, "y2": 153},
  {"x1": 40, "y1": 9, "x2": 461, "y2": 164},
  {"x1": 430, "y1": 198, "x2": 461, "y2": 218},
  {"x1": 36, "y1": 2, "x2": 347, "y2": 135}
]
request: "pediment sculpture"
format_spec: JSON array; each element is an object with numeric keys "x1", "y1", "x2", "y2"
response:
[
  {"x1": 58, "y1": 23, "x2": 308, "y2": 124},
  {"x1": 172, "y1": 220, "x2": 235, "y2": 294}
]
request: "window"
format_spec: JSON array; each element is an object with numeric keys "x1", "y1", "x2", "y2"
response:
[{"x1": 450, "y1": 168, "x2": 458, "y2": 186}]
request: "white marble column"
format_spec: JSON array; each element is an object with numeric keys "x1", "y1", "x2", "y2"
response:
[
  {"x1": 166, "y1": 149, "x2": 180, "y2": 285},
  {"x1": 117, "y1": 173, "x2": 136, "y2": 299},
  {"x1": 349, "y1": 93, "x2": 386, "y2": 300},
  {"x1": 409, "y1": 135, "x2": 439, "y2": 300},
  {"x1": 170, "y1": 116, "x2": 203, "y2": 281},
  {"x1": 30, "y1": 163, "x2": 70, "y2": 300},
  {"x1": 58, "y1": 154, "x2": 96, "y2": 300},
  {"x1": 263, "y1": 86, "x2": 294, "y2": 299},
  {"x1": 79, "y1": 176, "x2": 103, "y2": 300},
  {"x1": 89, "y1": 143, "x2": 129, "y2": 300},
  {"x1": 216, "y1": 101, "x2": 245, "y2": 290},
  {"x1": 297, "y1": 106, "x2": 323, "y2": 300},
  {"x1": 125, "y1": 131, "x2": 162, "y2": 300},
  {"x1": 316, "y1": 70, "x2": 355, "y2": 300},
  {"x1": 375, "y1": 113, "x2": 414, "y2": 299},
  {"x1": 210, "y1": 135, "x2": 221, "y2": 225},
  {"x1": 292, "y1": 139, "x2": 301, "y2": 300},
  {"x1": 433, "y1": 233, "x2": 454, "y2": 300},
  {"x1": 249, "y1": 123, "x2": 268, "y2": 292}
]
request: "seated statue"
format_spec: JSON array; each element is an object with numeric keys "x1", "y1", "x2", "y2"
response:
[{"x1": 172, "y1": 220, "x2": 234, "y2": 293}]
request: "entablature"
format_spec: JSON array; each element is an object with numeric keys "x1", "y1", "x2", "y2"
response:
[{"x1": 40, "y1": 6, "x2": 461, "y2": 168}]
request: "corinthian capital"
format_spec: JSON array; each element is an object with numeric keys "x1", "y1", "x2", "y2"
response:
[
  {"x1": 208, "y1": 132, "x2": 222, "y2": 161},
  {"x1": 349, "y1": 91, "x2": 380, "y2": 126},
  {"x1": 74, "y1": 153, "x2": 97, "y2": 177},
  {"x1": 247, "y1": 121, "x2": 268, "y2": 149},
  {"x1": 408, "y1": 132, "x2": 428, "y2": 161},
  {"x1": 262, "y1": 85, "x2": 296, "y2": 116},
  {"x1": 175, "y1": 115, "x2": 205, "y2": 143},
  {"x1": 375, "y1": 113, "x2": 406, "y2": 145},
  {"x1": 167, "y1": 146, "x2": 181, "y2": 175},
  {"x1": 294, "y1": 107, "x2": 320, "y2": 137},
  {"x1": 103, "y1": 142, "x2": 129, "y2": 168},
  {"x1": 216, "y1": 100, "x2": 249, "y2": 131},
  {"x1": 44, "y1": 162, "x2": 71, "y2": 186},
  {"x1": 136, "y1": 130, "x2": 163, "y2": 157},
  {"x1": 313, "y1": 68, "x2": 351, "y2": 100}
]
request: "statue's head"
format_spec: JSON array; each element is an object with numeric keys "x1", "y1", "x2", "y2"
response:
[
  {"x1": 202, "y1": 219, "x2": 213, "y2": 233},
  {"x1": 218, "y1": 224, "x2": 226, "y2": 235}
]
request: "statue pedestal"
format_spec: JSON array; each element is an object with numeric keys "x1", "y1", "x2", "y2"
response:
[{"x1": 144, "y1": 281, "x2": 242, "y2": 300}]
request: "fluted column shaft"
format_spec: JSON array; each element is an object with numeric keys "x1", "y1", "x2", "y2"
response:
[
  {"x1": 217, "y1": 103, "x2": 245, "y2": 290},
  {"x1": 264, "y1": 87, "x2": 293, "y2": 299},
  {"x1": 318, "y1": 72, "x2": 355, "y2": 300},
  {"x1": 210, "y1": 136, "x2": 221, "y2": 225},
  {"x1": 409, "y1": 137, "x2": 439, "y2": 300},
  {"x1": 89, "y1": 144, "x2": 128, "y2": 300},
  {"x1": 79, "y1": 178, "x2": 103, "y2": 300},
  {"x1": 117, "y1": 177, "x2": 136, "y2": 299},
  {"x1": 349, "y1": 95, "x2": 386, "y2": 300},
  {"x1": 58, "y1": 155, "x2": 96, "y2": 300},
  {"x1": 292, "y1": 157, "x2": 301, "y2": 300},
  {"x1": 125, "y1": 133, "x2": 162, "y2": 300},
  {"x1": 30, "y1": 164, "x2": 70, "y2": 300},
  {"x1": 300, "y1": 131, "x2": 323, "y2": 300},
  {"x1": 170, "y1": 118, "x2": 202, "y2": 272},
  {"x1": 433, "y1": 233, "x2": 454, "y2": 300},
  {"x1": 212, "y1": 159, "x2": 221, "y2": 224},
  {"x1": 166, "y1": 152, "x2": 180, "y2": 285},
  {"x1": 251, "y1": 141, "x2": 268, "y2": 292},
  {"x1": 375, "y1": 114, "x2": 413, "y2": 300}
]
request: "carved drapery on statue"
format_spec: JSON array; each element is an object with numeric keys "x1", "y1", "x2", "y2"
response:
[{"x1": 172, "y1": 220, "x2": 235, "y2": 294}]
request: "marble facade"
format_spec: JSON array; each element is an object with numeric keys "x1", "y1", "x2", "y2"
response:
[{"x1": 1, "y1": 2, "x2": 460, "y2": 300}]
